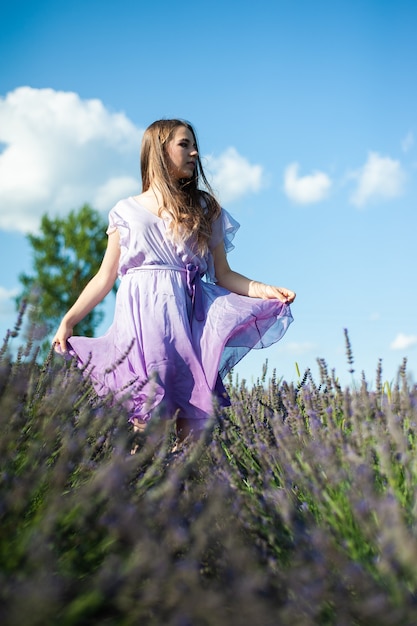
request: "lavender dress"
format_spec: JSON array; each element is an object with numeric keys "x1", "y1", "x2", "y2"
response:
[{"x1": 66, "y1": 197, "x2": 293, "y2": 424}]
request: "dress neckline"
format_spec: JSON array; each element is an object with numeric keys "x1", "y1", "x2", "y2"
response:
[{"x1": 130, "y1": 196, "x2": 164, "y2": 220}]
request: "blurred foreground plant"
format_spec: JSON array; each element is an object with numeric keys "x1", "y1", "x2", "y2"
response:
[{"x1": 1, "y1": 322, "x2": 417, "y2": 625}]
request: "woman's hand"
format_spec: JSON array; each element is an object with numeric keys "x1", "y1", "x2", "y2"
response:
[
  {"x1": 250, "y1": 282, "x2": 296, "y2": 304},
  {"x1": 52, "y1": 321, "x2": 73, "y2": 353}
]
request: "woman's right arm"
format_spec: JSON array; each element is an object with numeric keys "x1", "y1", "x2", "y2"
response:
[
  {"x1": 212, "y1": 241, "x2": 296, "y2": 303},
  {"x1": 53, "y1": 230, "x2": 121, "y2": 352}
]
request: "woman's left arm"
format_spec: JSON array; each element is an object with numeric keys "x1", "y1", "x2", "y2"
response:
[{"x1": 212, "y1": 242, "x2": 296, "y2": 304}]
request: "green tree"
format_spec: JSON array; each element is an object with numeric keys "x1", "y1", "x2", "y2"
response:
[{"x1": 17, "y1": 204, "x2": 115, "y2": 341}]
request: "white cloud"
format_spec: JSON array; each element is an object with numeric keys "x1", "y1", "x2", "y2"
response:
[
  {"x1": 390, "y1": 333, "x2": 417, "y2": 351},
  {"x1": 350, "y1": 152, "x2": 405, "y2": 207},
  {"x1": 0, "y1": 286, "x2": 18, "y2": 317},
  {"x1": 205, "y1": 147, "x2": 263, "y2": 203},
  {"x1": 278, "y1": 341, "x2": 317, "y2": 355},
  {"x1": 0, "y1": 87, "x2": 143, "y2": 233},
  {"x1": 0, "y1": 88, "x2": 265, "y2": 229},
  {"x1": 401, "y1": 131, "x2": 414, "y2": 153},
  {"x1": 283, "y1": 162, "x2": 331, "y2": 204},
  {"x1": 94, "y1": 176, "x2": 139, "y2": 212}
]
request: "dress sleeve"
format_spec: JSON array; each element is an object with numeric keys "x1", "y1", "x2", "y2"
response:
[
  {"x1": 105, "y1": 204, "x2": 131, "y2": 276},
  {"x1": 106, "y1": 208, "x2": 117, "y2": 235},
  {"x1": 209, "y1": 208, "x2": 240, "y2": 252},
  {"x1": 106, "y1": 206, "x2": 130, "y2": 246},
  {"x1": 206, "y1": 208, "x2": 240, "y2": 283},
  {"x1": 106, "y1": 224, "x2": 117, "y2": 235}
]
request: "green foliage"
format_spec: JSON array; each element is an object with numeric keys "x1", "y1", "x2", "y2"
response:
[
  {"x1": 17, "y1": 205, "x2": 112, "y2": 340},
  {"x1": 2, "y1": 322, "x2": 417, "y2": 625}
]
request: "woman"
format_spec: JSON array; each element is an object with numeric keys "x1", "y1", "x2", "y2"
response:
[{"x1": 53, "y1": 119, "x2": 295, "y2": 439}]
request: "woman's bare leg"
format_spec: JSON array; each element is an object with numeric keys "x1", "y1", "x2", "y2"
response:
[
  {"x1": 130, "y1": 418, "x2": 148, "y2": 454},
  {"x1": 175, "y1": 417, "x2": 207, "y2": 443}
]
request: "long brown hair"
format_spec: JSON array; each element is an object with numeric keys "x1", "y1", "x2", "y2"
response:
[{"x1": 140, "y1": 119, "x2": 221, "y2": 254}]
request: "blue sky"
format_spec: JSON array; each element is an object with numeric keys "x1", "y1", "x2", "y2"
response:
[{"x1": 1, "y1": 0, "x2": 416, "y2": 387}]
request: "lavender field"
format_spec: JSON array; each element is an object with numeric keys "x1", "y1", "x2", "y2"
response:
[{"x1": 1, "y1": 323, "x2": 417, "y2": 625}]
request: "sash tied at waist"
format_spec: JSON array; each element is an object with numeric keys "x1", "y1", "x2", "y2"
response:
[
  {"x1": 185, "y1": 263, "x2": 204, "y2": 322},
  {"x1": 125, "y1": 263, "x2": 205, "y2": 322}
]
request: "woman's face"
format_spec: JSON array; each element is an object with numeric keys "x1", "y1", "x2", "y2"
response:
[{"x1": 165, "y1": 126, "x2": 198, "y2": 180}]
